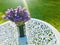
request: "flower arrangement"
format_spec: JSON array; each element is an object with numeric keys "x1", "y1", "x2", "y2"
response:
[
  {"x1": 2, "y1": 6, "x2": 30, "y2": 26},
  {"x1": 2, "y1": 6, "x2": 30, "y2": 37}
]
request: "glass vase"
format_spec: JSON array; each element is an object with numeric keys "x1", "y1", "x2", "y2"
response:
[{"x1": 17, "y1": 24, "x2": 25, "y2": 37}]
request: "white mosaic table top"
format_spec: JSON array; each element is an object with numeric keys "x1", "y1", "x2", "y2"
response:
[
  {"x1": 0, "y1": 21, "x2": 18, "y2": 45},
  {"x1": 0, "y1": 18, "x2": 60, "y2": 45},
  {"x1": 25, "y1": 18, "x2": 60, "y2": 45}
]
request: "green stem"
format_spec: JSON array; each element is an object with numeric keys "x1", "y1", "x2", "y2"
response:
[{"x1": 17, "y1": 24, "x2": 25, "y2": 37}]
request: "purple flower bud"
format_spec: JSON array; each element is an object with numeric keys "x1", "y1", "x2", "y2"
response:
[{"x1": 17, "y1": 6, "x2": 22, "y2": 12}]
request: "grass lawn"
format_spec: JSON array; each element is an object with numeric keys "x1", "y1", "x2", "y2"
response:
[{"x1": 0, "y1": 0, "x2": 60, "y2": 32}]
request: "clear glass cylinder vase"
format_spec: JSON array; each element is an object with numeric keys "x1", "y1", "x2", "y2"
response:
[{"x1": 17, "y1": 24, "x2": 25, "y2": 37}]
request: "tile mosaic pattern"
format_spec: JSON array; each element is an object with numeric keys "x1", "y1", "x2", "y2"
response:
[
  {"x1": 0, "y1": 18, "x2": 58, "y2": 45},
  {"x1": 25, "y1": 18, "x2": 57, "y2": 45},
  {"x1": 0, "y1": 21, "x2": 18, "y2": 45}
]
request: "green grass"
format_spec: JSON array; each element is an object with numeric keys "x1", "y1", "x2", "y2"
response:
[{"x1": 0, "y1": 0, "x2": 60, "y2": 32}]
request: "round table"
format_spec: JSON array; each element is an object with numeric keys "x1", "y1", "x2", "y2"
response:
[{"x1": 0, "y1": 18, "x2": 60, "y2": 45}]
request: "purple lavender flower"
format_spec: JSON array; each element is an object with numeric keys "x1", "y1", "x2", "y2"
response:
[{"x1": 2, "y1": 6, "x2": 30, "y2": 25}]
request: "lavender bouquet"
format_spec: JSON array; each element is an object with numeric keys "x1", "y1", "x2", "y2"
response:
[{"x1": 2, "y1": 6, "x2": 30, "y2": 37}]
